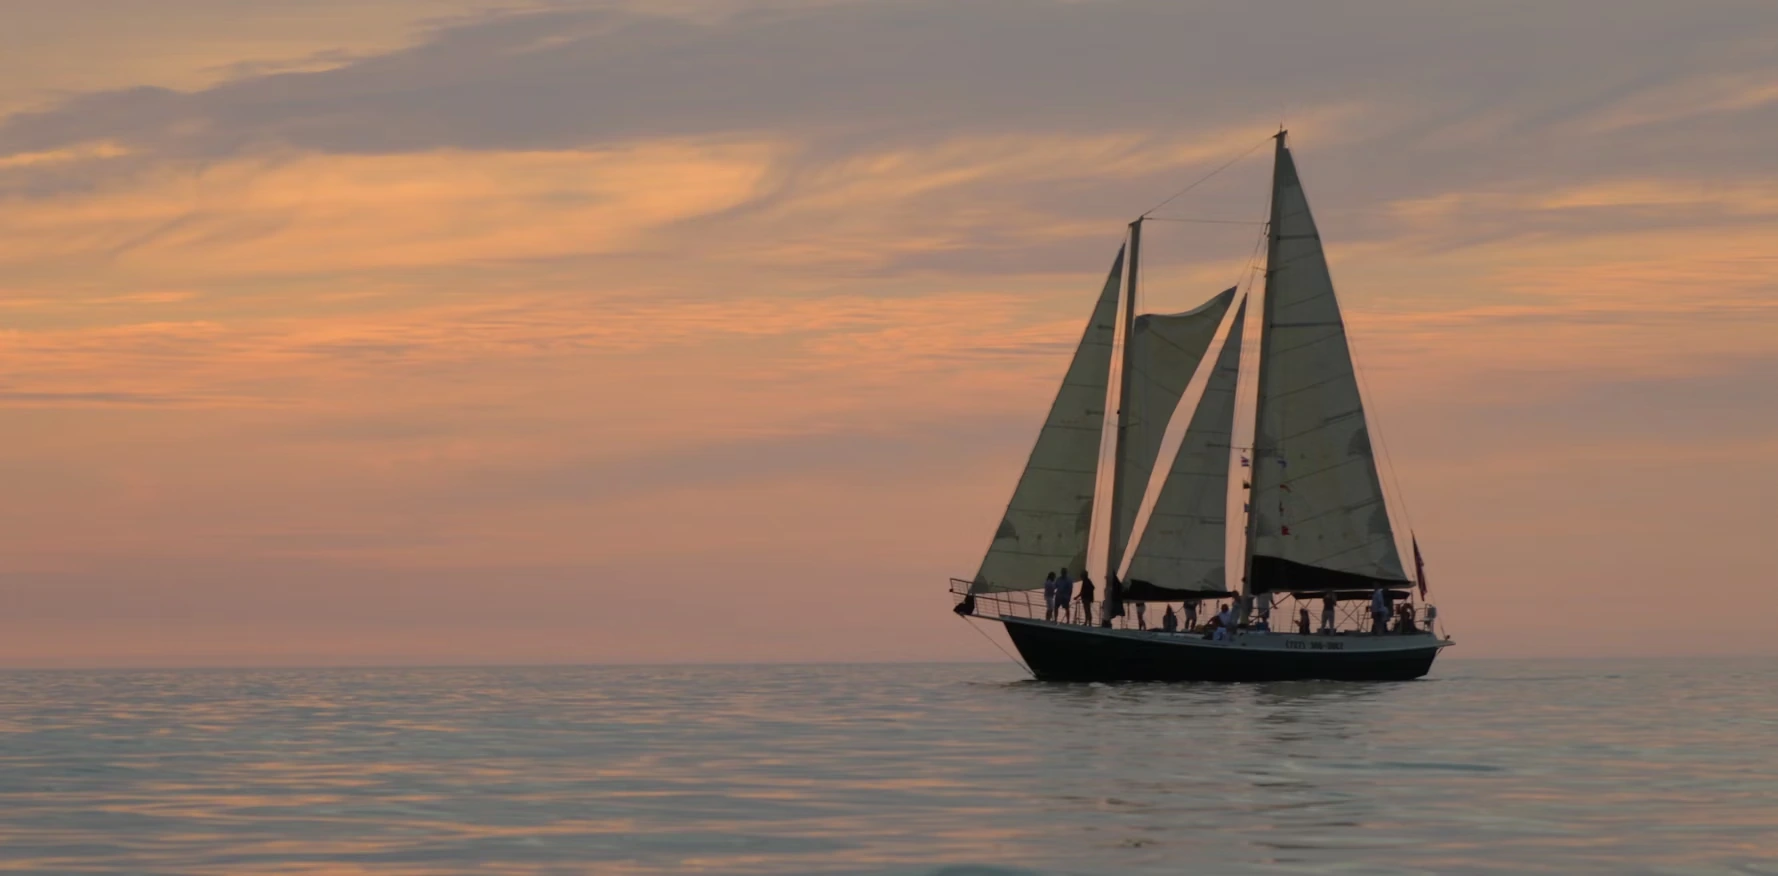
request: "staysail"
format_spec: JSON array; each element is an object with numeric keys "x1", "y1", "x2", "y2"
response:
[
  {"x1": 1110, "y1": 288, "x2": 1235, "y2": 578},
  {"x1": 971, "y1": 248, "x2": 1125, "y2": 593},
  {"x1": 1125, "y1": 297, "x2": 1246, "y2": 598},
  {"x1": 1247, "y1": 136, "x2": 1408, "y2": 593}
]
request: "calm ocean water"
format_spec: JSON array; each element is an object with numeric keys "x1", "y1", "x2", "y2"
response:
[{"x1": 0, "y1": 659, "x2": 1774, "y2": 874}]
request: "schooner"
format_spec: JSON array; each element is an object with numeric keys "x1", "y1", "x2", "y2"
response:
[{"x1": 951, "y1": 132, "x2": 1451, "y2": 682}]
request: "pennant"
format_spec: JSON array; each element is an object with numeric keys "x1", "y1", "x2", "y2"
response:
[
  {"x1": 1281, "y1": 525, "x2": 1291, "y2": 535},
  {"x1": 1239, "y1": 455, "x2": 1251, "y2": 468},
  {"x1": 1413, "y1": 534, "x2": 1428, "y2": 598}
]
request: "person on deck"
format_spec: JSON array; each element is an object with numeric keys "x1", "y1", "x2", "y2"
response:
[
  {"x1": 1056, "y1": 569, "x2": 1075, "y2": 624},
  {"x1": 1217, "y1": 603, "x2": 1235, "y2": 637},
  {"x1": 1077, "y1": 572, "x2": 1096, "y2": 626},
  {"x1": 1161, "y1": 605, "x2": 1178, "y2": 633},
  {"x1": 1042, "y1": 572, "x2": 1058, "y2": 622},
  {"x1": 1134, "y1": 600, "x2": 1147, "y2": 631},
  {"x1": 1255, "y1": 594, "x2": 1272, "y2": 631},
  {"x1": 1298, "y1": 606, "x2": 1311, "y2": 635},
  {"x1": 1370, "y1": 585, "x2": 1388, "y2": 635},
  {"x1": 1184, "y1": 599, "x2": 1199, "y2": 631},
  {"x1": 1104, "y1": 574, "x2": 1125, "y2": 627},
  {"x1": 1396, "y1": 601, "x2": 1418, "y2": 634},
  {"x1": 1320, "y1": 591, "x2": 1337, "y2": 634}
]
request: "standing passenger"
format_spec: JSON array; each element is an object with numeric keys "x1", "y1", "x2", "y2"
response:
[
  {"x1": 1370, "y1": 585, "x2": 1388, "y2": 635},
  {"x1": 1042, "y1": 572, "x2": 1058, "y2": 622},
  {"x1": 1162, "y1": 605, "x2": 1178, "y2": 632},
  {"x1": 1134, "y1": 601, "x2": 1147, "y2": 631},
  {"x1": 1077, "y1": 572, "x2": 1096, "y2": 626},
  {"x1": 1056, "y1": 569, "x2": 1075, "y2": 624},
  {"x1": 1184, "y1": 599, "x2": 1199, "y2": 631},
  {"x1": 1297, "y1": 606, "x2": 1311, "y2": 635},
  {"x1": 1320, "y1": 591, "x2": 1337, "y2": 634}
]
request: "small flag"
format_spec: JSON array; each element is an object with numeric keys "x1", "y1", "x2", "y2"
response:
[
  {"x1": 1281, "y1": 525, "x2": 1291, "y2": 535},
  {"x1": 1240, "y1": 455, "x2": 1251, "y2": 468},
  {"x1": 1413, "y1": 534, "x2": 1428, "y2": 598},
  {"x1": 1277, "y1": 457, "x2": 1288, "y2": 468},
  {"x1": 1243, "y1": 502, "x2": 1250, "y2": 512}
]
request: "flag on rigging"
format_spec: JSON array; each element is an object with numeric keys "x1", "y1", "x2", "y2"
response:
[
  {"x1": 1240, "y1": 455, "x2": 1250, "y2": 468},
  {"x1": 1412, "y1": 534, "x2": 1428, "y2": 598}
]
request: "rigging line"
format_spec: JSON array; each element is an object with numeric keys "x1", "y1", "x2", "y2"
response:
[
  {"x1": 959, "y1": 615, "x2": 1031, "y2": 675},
  {"x1": 1140, "y1": 135, "x2": 1271, "y2": 218},
  {"x1": 1143, "y1": 217, "x2": 1267, "y2": 226}
]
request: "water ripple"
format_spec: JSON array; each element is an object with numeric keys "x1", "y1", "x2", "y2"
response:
[{"x1": 1, "y1": 659, "x2": 1775, "y2": 874}]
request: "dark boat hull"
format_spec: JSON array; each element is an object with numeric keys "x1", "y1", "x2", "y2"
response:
[{"x1": 1001, "y1": 617, "x2": 1444, "y2": 682}]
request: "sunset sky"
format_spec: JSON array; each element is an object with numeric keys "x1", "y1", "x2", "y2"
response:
[{"x1": 2, "y1": 0, "x2": 1775, "y2": 666}]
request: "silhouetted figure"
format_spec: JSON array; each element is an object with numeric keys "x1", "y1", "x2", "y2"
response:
[
  {"x1": 1042, "y1": 572, "x2": 1058, "y2": 621},
  {"x1": 1320, "y1": 591, "x2": 1337, "y2": 634},
  {"x1": 1077, "y1": 573, "x2": 1096, "y2": 626},
  {"x1": 1056, "y1": 569, "x2": 1075, "y2": 624},
  {"x1": 1162, "y1": 605, "x2": 1178, "y2": 632},
  {"x1": 1297, "y1": 606, "x2": 1311, "y2": 634},
  {"x1": 1184, "y1": 599, "x2": 1199, "y2": 631}
]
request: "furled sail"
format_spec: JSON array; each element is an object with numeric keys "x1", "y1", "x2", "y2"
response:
[
  {"x1": 1110, "y1": 288, "x2": 1235, "y2": 576},
  {"x1": 971, "y1": 248, "x2": 1125, "y2": 593},
  {"x1": 1248, "y1": 138, "x2": 1408, "y2": 593},
  {"x1": 1125, "y1": 297, "x2": 1246, "y2": 598}
]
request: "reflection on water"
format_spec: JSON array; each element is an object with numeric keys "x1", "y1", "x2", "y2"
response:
[{"x1": 1, "y1": 660, "x2": 1775, "y2": 874}]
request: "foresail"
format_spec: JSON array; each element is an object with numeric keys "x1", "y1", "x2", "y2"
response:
[
  {"x1": 971, "y1": 248, "x2": 1125, "y2": 593},
  {"x1": 1249, "y1": 142, "x2": 1408, "y2": 593},
  {"x1": 1111, "y1": 288, "x2": 1235, "y2": 576},
  {"x1": 1125, "y1": 297, "x2": 1245, "y2": 597}
]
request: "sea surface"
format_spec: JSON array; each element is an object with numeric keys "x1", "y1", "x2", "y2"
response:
[{"x1": 0, "y1": 659, "x2": 1774, "y2": 875}]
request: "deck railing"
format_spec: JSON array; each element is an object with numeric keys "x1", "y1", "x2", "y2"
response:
[{"x1": 950, "y1": 578, "x2": 1440, "y2": 636}]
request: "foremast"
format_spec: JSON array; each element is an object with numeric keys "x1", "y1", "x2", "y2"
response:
[{"x1": 1105, "y1": 218, "x2": 1143, "y2": 581}]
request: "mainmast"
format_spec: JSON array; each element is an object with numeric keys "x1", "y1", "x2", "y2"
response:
[
  {"x1": 1240, "y1": 130, "x2": 1288, "y2": 601},
  {"x1": 1106, "y1": 218, "x2": 1142, "y2": 581}
]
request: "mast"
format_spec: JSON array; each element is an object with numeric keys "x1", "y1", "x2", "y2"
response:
[
  {"x1": 1240, "y1": 130, "x2": 1287, "y2": 601},
  {"x1": 1106, "y1": 218, "x2": 1142, "y2": 581}
]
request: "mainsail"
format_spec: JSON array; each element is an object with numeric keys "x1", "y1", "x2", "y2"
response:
[
  {"x1": 1110, "y1": 288, "x2": 1235, "y2": 578},
  {"x1": 1125, "y1": 297, "x2": 1246, "y2": 598},
  {"x1": 1247, "y1": 136, "x2": 1408, "y2": 593},
  {"x1": 971, "y1": 248, "x2": 1125, "y2": 593}
]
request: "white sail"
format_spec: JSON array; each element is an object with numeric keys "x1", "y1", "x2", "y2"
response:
[
  {"x1": 971, "y1": 248, "x2": 1125, "y2": 593},
  {"x1": 1111, "y1": 288, "x2": 1235, "y2": 574},
  {"x1": 1248, "y1": 139, "x2": 1408, "y2": 593},
  {"x1": 1125, "y1": 297, "x2": 1246, "y2": 595}
]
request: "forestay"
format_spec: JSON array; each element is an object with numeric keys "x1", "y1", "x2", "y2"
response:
[
  {"x1": 971, "y1": 248, "x2": 1125, "y2": 593},
  {"x1": 1125, "y1": 298, "x2": 1246, "y2": 597},
  {"x1": 1248, "y1": 141, "x2": 1408, "y2": 593}
]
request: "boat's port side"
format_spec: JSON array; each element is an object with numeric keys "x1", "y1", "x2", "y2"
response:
[{"x1": 950, "y1": 579, "x2": 1450, "y2": 682}]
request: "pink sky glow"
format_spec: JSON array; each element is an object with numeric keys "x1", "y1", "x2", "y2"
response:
[{"x1": 2, "y1": 0, "x2": 1776, "y2": 666}]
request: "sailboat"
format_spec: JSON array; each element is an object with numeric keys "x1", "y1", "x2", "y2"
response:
[{"x1": 951, "y1": 132, "x2": 1451, "y2": 682}]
